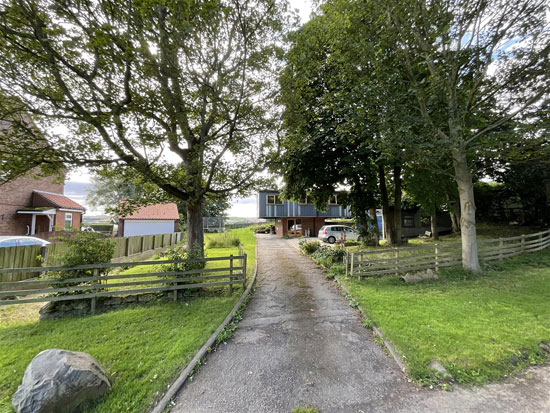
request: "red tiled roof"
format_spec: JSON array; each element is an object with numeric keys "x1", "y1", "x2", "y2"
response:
[
  {"x1": 121, "y1": 203, "x2": 180, "y2": 220},
  {"x1": 33, "y1": 190, "x2": 86, "y2": 211}
]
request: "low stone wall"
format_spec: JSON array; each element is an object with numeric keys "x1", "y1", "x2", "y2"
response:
[{"x1": 39, "y1": 292, "x2": 171, "y2": 320}]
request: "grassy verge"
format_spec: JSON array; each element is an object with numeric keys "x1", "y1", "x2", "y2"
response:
[
  {"x1": 340, "y1": 249, "x2": 550, "y2": 385},
  {"x1": 0, "y1": 227, "x2": 256, "y2": 412}
]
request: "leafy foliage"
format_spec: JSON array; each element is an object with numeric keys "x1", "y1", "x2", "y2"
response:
[
  {"x1": 0, "y1": 0, "x2": 292, "y2": 256},
  {"x1": 50, "y1": 232, "x2": 115, "y2": 285},
  {"x1": 310, "y1": 245, "x2": 346, "y2": 268},
  {"x1": 162, "y1": 243, "x2": 206, "y2": 274},
  {"x1": 298, "y1": 239, "x2": 320, "y2": 255}
]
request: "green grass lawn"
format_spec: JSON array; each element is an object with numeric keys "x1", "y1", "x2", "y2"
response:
[
  {"x1": 340, "y1": 249, "x2": 550, "y2": 385},
  {"x1": 346, "y1": 223, "x2": 545, "y2": 253},
  {"x1": 0, "y1": 227, "x2": 257, "y2": 412},
  {"x1": 0, "y1": 299, "x2": 237, "y2": 413}
]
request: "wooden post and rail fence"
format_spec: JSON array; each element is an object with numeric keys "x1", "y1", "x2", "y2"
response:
[
  {"x1": 0, "y1": 232, "x2": 184, "y2": 283},
  {"x1": 345, "y1": 229, "x2": 550, "y2": 278},
  {"x1": 0, "y1": 252, "x2": 247, "y2": 314}
]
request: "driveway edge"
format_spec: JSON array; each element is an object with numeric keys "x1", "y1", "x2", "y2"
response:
[
  {"x1": 150, "y1": 244, "x2": 258, "y2": 413},
  {"x1": 334, "y1": 276, "x2": 407, "y2": 374}
]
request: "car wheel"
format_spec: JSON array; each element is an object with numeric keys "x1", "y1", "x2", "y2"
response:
[
  {"x1": 357, "y1": 236, "x2": 362, "y2": 242},
  {"x1": 328, "y1": 236, "x2": 336, "y2": 244}
]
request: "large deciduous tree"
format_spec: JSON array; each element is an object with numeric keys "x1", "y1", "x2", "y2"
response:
[
  {"x1": 0, "y1": 0, "x2": 289, "y2": 255},
  {"x1": 385, "y1": 0, "x2": 550, "y2": 271}
]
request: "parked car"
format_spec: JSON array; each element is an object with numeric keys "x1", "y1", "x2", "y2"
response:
[
  {"x1": 0, "y1": 236, "x2": 51, "y2": 248},
  {"x1": 318, "y1": 225, "x2": 361, "y2": 244}
]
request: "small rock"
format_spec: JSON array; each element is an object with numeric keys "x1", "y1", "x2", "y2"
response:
[
  {"x1": 12, "y1": 349, "x2": 110, "y2": 413},
  {"x1": 105, "y1": 297, "x2": 122, "y2": 306},
  {"x1": 539, "y1": 342, "x2": 550, "y2": 354},
  {"x1": 138, "y1": 294, "x2": 155, "y2": 303},
  {"x1": 429, "y1": 360, "x2": 452, "y2": 382}
]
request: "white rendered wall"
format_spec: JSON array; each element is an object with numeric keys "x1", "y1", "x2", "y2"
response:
[{"x1": 123, "y1": 220, "x2": 174, "y2": 237}]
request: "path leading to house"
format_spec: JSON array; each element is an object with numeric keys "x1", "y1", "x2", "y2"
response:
[{"x1": 172, "y1": 235, "x2": 550, "y2": 413}]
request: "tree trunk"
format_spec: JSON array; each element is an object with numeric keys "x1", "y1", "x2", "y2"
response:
[
  {"x1": 186, "y1": 200, "x2": 204, "y2": 257},
  {"x1": 369, "y1": 207, "x2": 380, "y2": 246},
  {"x1": 452, "y1": 149, "x2": 481, "y2": 272},
  {"x1": 449, "y1": 210, "x2": 459, "y2": 233},
  {"x1": 430, "y1": 212, "x2": 439, "y2": 241},
  {"x1": 446, "y1": 193, "x2": 460, "y2": 233},
  {"x1": 379, "y1": 165, "x2": 398, "y2": 245},
  {"x1": 393, "y1": 165, "x2": 402, "y2": 243}
]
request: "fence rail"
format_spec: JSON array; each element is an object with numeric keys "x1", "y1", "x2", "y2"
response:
[
  {"x1": 347, "y1": 229, "x2": 550, "y2": 278},
  {"x1": 0, "y1": 232, "x2": 184, "y2": 282},
  {"x1": 0, "y1": 252, "x2": 247, "y2": 313}
]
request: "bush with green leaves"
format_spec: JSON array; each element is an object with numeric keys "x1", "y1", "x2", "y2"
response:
[
  {"x1": 50, "y1": 232, "x2": 115, "y2": 288},
  {"x1": 205, "y1": 232, "x2": 241, "y2": 249},
  {"x1": 162, "y1": 242, "x2": 206, "y2": 274},
  {"x1": 299, "y1": 239, "x2": 320, "y2": 255},
  {"x1": 253, "y1": 224, "x2": 272, "y2": 233},
  {"x1": 311, "y1": 245, "x2": 347, "y2": 268}
]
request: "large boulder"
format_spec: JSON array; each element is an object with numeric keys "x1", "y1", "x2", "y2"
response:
[{"x1": 12, "y1": 349, "x2": 110, "y2": 413}]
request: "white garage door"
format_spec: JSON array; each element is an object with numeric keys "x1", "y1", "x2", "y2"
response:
[{"x1": 123, "y1": 220, "x2": 175, "y2": 237}]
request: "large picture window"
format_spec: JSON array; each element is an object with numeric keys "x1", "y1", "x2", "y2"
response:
[
  {"x1": 266, "y1": 194, "x2": 283, "y2": 205},
  {"x1": 64, "y1": 213, "x2": 73, "y2": 229}
]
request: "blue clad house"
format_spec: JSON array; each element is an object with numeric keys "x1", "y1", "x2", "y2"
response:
[{"x1": 257, "y1": 190, "x2": 351, "y2": 237}]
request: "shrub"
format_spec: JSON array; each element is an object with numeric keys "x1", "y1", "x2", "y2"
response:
[
  {"x1": 299, "y1": 239, "x2": 320, "y2": 255},
  {"x1": 253, "y1": 224, "x2": 273, "y2": 233},
  {"x1": 206, "y1": 232, "x2": 241, "y2": 248},
  {"x1": 49, "y1": 232, "x2": 115, "y2": 288},
  {"x1": 162, "y1": 242, "x2": 206, "y2": 273},
  {"x1": 311, "y1": 245, "x2": 347, "y2": 268}
]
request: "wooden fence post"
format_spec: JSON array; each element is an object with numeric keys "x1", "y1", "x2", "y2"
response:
[
  {"x1": 344, "y1": 253, "x2": 348, "y2": 278},
  {"x1": 91, "y1": 268, "x2": 98, "y2": 315},
  {"x1": 229, "y1": 254, "x2": 234, "y2": 296},
  {"x1": 499, "y1": 238, "x2": 503, "y2": 261},
  {"x1": 350, "y1": 253, "x2": 355, "y2": 278},
  {"x1": 394, "y1": 249, "x2": 399, "y2": 276},
  {"x1": 243, "y1": 253, "x2": 247, "y2": 289},
  {"x1": 521, "y1": 234, "x2": 526, "y2": 253},
  {"x1": 434, "y1": 244, "x2": 440, "y2": 272}
]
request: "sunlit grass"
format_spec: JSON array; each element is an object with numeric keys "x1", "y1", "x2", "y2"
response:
[{"x1": 341, "y1": 249, "x2": 550, "y2": 385}]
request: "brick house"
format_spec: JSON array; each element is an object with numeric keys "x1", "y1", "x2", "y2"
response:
[{"x1": 0, "y1": 172, "x2": 86, "y2": 237}]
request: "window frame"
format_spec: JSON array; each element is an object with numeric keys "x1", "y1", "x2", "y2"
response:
[
  {"x1": 266, "y1": 194, "x2": 283, "y2": 205},
  {"x1": 64, "y1": 213, "x2": 73, "y2": 230},
  {"x1": 403, "y1": 215, "x2": 415, "y2": 228},
  {"x1": 328, "y1": 195, "x2": 338, "y2": 205}
]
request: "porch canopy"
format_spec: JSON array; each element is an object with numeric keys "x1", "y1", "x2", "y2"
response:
[{"x1": 16, "y1": 207, "x2": 56, "y2": 235}]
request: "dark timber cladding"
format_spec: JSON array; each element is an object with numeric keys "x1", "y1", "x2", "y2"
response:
[{"x1": 257, "y1": 191, "x2": 352, "y2": 237}]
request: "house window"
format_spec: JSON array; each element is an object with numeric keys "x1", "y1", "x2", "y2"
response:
[
  {"x1": 64, "y1": 213, "x2": 73, "y2": 229},
  {"x1": 403, "y1": 215, "x2": 415, "y2": 228},
  {"x1": 266, "y1": 194, "x2": 283, "y2": 205},
  {"x1": 328, "y1": 195, "x2": 338, "y2": 205},
  {"x1": 298, "y1": 197, "x2": 310, "y2": 205}
]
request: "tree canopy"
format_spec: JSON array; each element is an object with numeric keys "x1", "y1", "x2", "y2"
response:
[{"x1": 0, "y1": 0, "x2": 291, "y2": 254}]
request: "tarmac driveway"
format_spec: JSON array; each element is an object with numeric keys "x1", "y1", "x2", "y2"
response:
[{"x1": 172, "y1": 234, "x2": 550, "y2": 413}]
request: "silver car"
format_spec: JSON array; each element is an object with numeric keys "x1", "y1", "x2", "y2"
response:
[{"x1": 318, "y1": 225, "x2": 361, "y2": 244}]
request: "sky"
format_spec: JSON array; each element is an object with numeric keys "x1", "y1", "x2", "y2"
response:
[{"x1": 66, "y1": 1, "x2": 314, "y2": 218}]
